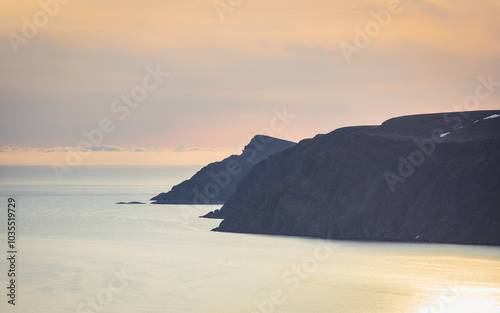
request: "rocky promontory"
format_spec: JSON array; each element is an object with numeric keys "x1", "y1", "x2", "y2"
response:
[
  {"x1": 151, "y1": 135, "x2": 296, "y2": 205},
  {"x1": 212, "y1": 111, "x2": 500, "y2": 246}
]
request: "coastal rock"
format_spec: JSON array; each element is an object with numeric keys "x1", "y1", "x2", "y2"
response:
[
  {"x1": 213, "y1": 111, "x2": 500, "y2": 246},
  {"x1": 151, "y1": 135, "x2": 296, "y2": 205},
  {"x1": 116, "y1": 201, "x2": 146, "y2": 204}
]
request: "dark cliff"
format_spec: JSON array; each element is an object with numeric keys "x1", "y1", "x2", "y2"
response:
[
  {"x1": 151, "y1": 135, "x2": 296, "y2": 204},
  {"x1": 213, "y1": 111, "x2": 500, "y2": 246}
]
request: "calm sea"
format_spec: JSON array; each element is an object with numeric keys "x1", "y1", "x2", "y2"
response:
[{"x1": 0, "y1": 165, "x2": 499, "y2": 313}]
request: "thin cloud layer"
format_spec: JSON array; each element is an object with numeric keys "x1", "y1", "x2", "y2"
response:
[
  {"x1": 173, "y1": 147, "x2": 188, "y2": 153},
  {"x1": 0, "y1": 146, "x2": 214, "y2": 154},
  {"x1": 0, "y1": 145, "x2": 237, "y2": 165}
]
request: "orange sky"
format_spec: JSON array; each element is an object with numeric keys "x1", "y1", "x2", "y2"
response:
[
  {"x1": 0, "y1": 145, "x2": 239, "y2": 165},
  {"x1": 1, "y1": 0, "x2": 499, "y2": 164}
]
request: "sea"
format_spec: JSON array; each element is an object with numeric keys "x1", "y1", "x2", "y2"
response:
[{"x1": 0, "y1": 165, "x2": 499, "y2": 313}]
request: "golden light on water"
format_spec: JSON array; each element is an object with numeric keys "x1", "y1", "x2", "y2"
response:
[{"x1": 417, "y1": 285, "x2": 500, "y2": 313}]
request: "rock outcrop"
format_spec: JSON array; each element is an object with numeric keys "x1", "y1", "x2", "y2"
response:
[
  {"x1": 116, "y1": 201, "x2": 146, "y2": 204},
  {"x1": 213, "y1": 111, "x2": 500, "y2": 246},
  {"x1": 151, "y1": 135, "x2": 296, "y2": 205}
]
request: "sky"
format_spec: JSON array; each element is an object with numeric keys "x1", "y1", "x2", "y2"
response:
[{"x1": 1, "y1": 0, "x2": 499, "y2": 165}]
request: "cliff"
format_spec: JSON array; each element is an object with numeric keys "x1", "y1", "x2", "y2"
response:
[
  {"x1": 212, "y1": 111, "x2": 500, "y2": 246},
  {"x1": 151, "y1": 135, "x2": 296, "y2": 204}
]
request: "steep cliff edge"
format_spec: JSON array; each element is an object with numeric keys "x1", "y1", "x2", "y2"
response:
[
  {"x1": 213, "y1": 111, "x2": 500, "y2": 246},
  {"x1": 151, "y1": 135, "x2": 296, "y2": 204}
]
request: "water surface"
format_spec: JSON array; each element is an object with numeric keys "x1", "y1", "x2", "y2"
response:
[{"x1": 1, "y1": 166, "x2": 499, "y2": 313}]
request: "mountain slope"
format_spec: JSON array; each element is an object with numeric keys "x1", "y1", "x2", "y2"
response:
[
  {"x1": 151, "y1": 135, "x2": 296, "y2": 204},
  {"x1": 213, "y1": 111, "x2": 500, "y2": 246}
]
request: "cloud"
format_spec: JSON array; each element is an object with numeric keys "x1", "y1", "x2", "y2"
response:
[
  {"x1": 36, "y1": 147, "x2": 59, "y2": 153},
  {"x1": 2, "y1": 147, "x2": 32, "y2": 152},
  {"x1": 0, "y1": 145, "x2": 173, "y2": 154},
  {"x1": 85, "y1": 146, "x2": 121, "y2": 152},
  {"x1": 173, "y1": 147, "x2": 187, "y2": 152},
  {"x1": 189, "y1": 148, "x2": 201, "y2": 151}
]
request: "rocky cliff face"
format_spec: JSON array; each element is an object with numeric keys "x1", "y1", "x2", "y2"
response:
[
  {"x1": 151, "y1": 135, "x2": 296, "y2": 204},
  {"x1": 213, "y1": 111, "x2": 500, "y2": 246}
]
